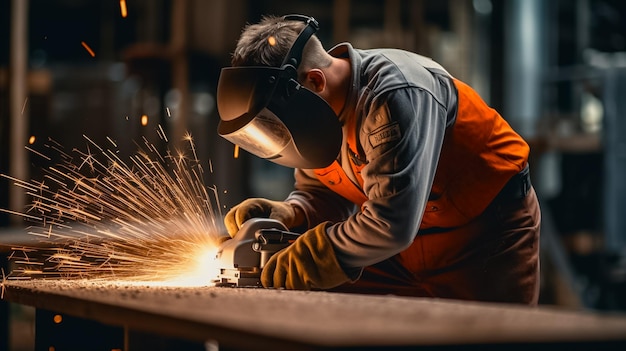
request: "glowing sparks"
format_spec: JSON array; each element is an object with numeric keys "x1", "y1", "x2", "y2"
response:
[
  {"x1": 119, "y1": 0, "x2": 128, "y2": 18},
  {"x1": 1, "y1": 268, "x2": 6, "y2": 299},
  {"x1": 81, "y1": 41, "x2": 96, "y2": 57},
  {"x1": 267, "y1": 36, "x2": 277, "y2": 46},
  {"x1": 24, "y1": 145, "x2": 51, "y2": 160},
  {"x1": 3, "y1": 132, "x2": 227, "y2": 286},
  {"x1": 234, "y1": 144, "x2": 239, "y2": 159},
  {"x1": 163, "y1": 246, "x2": 220, "y2": 286},
  {"x1": 157, "y1": 124, "x2": 168, "y2": 142},
  {"x1": 29, "y1": 135, "x2": 36, "y2": 144},
  {"x1": 0, "y1": 207, "x2": 42, "y2": 221},
  {"x1": 183, "y1": 132, "x2": 199, "y2": 166},
  {"x1": 141, "y1": 114, "x2": 148, "y2": 126},
  {"x1": 107, "y1": 136, "x2": 118, "y2": 148}
]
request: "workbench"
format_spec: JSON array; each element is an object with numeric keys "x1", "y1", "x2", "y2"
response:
[
  {"x1": 1, "y1": 227, "x2": 46, "y2": 351},
  {"x1": 3, "y1": 279, "x2": 626, "y2": 350}
]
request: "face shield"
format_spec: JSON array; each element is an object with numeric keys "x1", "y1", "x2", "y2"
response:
[{"x1": 216, "y1": 15, "x2": 342, "y2": 169}]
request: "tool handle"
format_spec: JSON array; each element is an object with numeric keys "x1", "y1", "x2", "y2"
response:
[
  {"x1": 253, "y1": 229, "x2": 300, "y2": 268},
  {"x1": 255, "y1": 228, "x2": 300, "y2": 244}
]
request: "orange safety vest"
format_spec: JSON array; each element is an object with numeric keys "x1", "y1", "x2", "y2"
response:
[{"x1": 314, "y1": 79, "x2": 529, "y2": 230}]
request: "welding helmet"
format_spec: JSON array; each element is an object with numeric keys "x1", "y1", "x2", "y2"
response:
[{"x1": 216, "y1": 15, "x2": 342, "y2": 169}]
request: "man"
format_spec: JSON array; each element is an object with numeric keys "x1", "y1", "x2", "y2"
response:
[{"x1": 216, "y1": 14, "x2": 541, "y2": 305}]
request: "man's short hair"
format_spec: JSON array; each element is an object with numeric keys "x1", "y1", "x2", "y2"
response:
[{"x1": 232, "y1": 15, "x2": 331, "y2": 80}]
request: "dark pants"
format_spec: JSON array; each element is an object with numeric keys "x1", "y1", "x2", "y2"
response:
[{"x1": 332, "y1": 187, "x2": 541, "y2": 305}]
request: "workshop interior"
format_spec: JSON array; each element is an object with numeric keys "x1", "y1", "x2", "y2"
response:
[{"x1": 1, "y1": 0, "x2": 626, "y2": 350}]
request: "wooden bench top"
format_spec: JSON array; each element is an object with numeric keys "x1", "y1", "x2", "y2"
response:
[{"x1": 3, "y1": 279, "x2": 626, "y2": 350}]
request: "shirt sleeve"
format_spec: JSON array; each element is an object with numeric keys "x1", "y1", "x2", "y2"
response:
[
  {"x1": 285, "y1": 168, "x2": 357, "y2": 229},
  {"x1": 327, "y1": 86, "x2": 449, "y2": 268}
]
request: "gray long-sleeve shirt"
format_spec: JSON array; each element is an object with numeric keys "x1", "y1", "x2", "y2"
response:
[{"x1": 286, "y1": 43, "x2": 458, "y2": 270}]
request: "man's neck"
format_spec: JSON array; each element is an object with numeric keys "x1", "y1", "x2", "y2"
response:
[{"x1": 325, "y1": 57, "x2": 352, "y2": 117}]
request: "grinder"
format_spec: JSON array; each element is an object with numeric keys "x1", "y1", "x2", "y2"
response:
[{"x1": 213, "y1": 218, "x2": 300, "y2": 287}]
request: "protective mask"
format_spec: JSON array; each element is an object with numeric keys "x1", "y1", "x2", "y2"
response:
[{"x1": 216, "y1": 15, "x2": 341, "y2": 169}]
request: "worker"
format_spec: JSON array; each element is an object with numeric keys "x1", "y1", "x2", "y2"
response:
[{"x1": 216, "y1": 14, "x2": 541, "y2": 305}]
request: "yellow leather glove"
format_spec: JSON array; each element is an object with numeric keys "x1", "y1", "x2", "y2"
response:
[
  {"x1": 224, "y1": 198, "x2": 301, "y2": 237},
  {"x1": 261, "y1": 222, "x2": 351, "y2": 290},
  {"x1": 215, "y1": 235, "x2": 231, "y2": 245}
]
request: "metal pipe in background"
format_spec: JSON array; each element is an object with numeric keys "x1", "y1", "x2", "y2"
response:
[
  {"x1": 470, "y1": 0, "x2": 493, "y2": 104},
  {"x1": 169, "y1": 0, "x2": 189, "y2": 150},
  {"x1": 603, "y1": 69, "x2": 626, "y2": 255},
  {"x1": 503, "y1": 0, "x2": 547, "y2": 139},
  {"x1": 9, "y1": 0, "x2": 29, "y2": 227}
]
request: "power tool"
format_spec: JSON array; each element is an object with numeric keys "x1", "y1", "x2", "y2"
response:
[{"x1": 213, "y1": 218, "x2": 300, "y2": 287}]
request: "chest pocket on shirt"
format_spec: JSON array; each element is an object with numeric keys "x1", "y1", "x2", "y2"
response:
[{"x1": 314, "y1": 161, "x2": 368, "y2": 207}]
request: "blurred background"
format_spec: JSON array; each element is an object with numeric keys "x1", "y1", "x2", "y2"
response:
[{"x1": 1, "y1": 0, "x2": 626, "y2": 348}]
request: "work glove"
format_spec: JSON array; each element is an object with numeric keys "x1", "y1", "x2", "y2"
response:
[
  {"x1": 224, "y1": 198, "x2": 300, "y2": 237},
  {"x1": 215, "y1": 235, "x2": 231, "y2": 245},
  {"x1": 261, "y1": 221, "x2": 351, "y2": 290}
]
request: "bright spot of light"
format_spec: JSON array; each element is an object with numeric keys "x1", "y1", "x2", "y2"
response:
[
  {"x1": 81, "y1": 41, "x2": 96, "y2": 57},
  {"x1": 53, "y1": 314, "x2": 63, "y2": 324},
  {"x1": 165, "y1": 89, "x2": 181, "y2": 120},
  {"x1": 473, "y1": 0, "x2": 492, "y2": 15},
  {"x1": 119, "y1": 0, "x2": 128, "y2": 18},
  {"x1": 28, "y1": 135, "x2": 36, "y2": 145},
  {"x1": 141, "y1": 114, "x2": 149, "y2": 126},
  {"x1": 163, "y1": 246, "x2": 220, "y2": 287},
  {"x1": 192, "y1": 92, "x2": 215, "y2": 116},
  {"x1": 581, "y1": 92, "x2": 603, "y2": 133}
]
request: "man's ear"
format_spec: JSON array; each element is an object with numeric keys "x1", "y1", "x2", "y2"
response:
[{"x1": 304, "y1": 69, "x2": 326, "y2": 93}]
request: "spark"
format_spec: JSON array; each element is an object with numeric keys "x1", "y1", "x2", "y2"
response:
[
  {"x1": 234, "y1": 144, "x2": 239, "y2": 159},
  {"x1": 107, "y1": 137, "x2": 117, "y2": 148},
  {"x1": 141, "y1": 114, "x2": 148, "y2": 126},
  {"x1": 15, "y1": 261, "x2": 44, "y2": 266},
  {"x1": 29, "y1": 135, "x2": 36, "y2": 144},
  {"x1": 1, "y1": 268, "x2": 6, "y2": 299},
  {"x1": 0, "y1": 208, "x2": 42, "y2": 221},
  {"x1": 21, "y1": 269, "x2": 44, "y2": 275},
  {"x1": 157, "y1": 124, "x2": 168, "y2": 142},
  {"x1": 268, "y1": 36, "x2": 277, "y2": 46},
  {"x1": 1, "y1": 173, "x2": 43, "y2": 192},
  {"x1": 81, "y1": 41, "x2": 96, "y2": 57},
  {"x1": 25, "y1": 146, "x2": 51, "y2": 160},
  {"x1": 119, "y1": 0, "x2": 128, "y2": 18},
  {"x1": 183, "y1": 132, "x2": 199, "y2": 165},
  {"x1": 3, "y1": 131, "x2": 226, "y2": 286}
]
